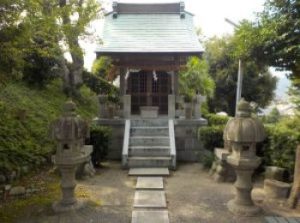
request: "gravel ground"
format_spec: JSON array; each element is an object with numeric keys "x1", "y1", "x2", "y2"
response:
[
  {"x1": 16, "y1": 162, "x2": 288, "y2": 223},
  {"x1": 166, "y1": 163, "x2": 267, "y2": 223}
]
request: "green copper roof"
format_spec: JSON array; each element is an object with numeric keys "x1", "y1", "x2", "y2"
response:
[{"x1": 96, "y1": 11, "x2": 203, "y2": 54}]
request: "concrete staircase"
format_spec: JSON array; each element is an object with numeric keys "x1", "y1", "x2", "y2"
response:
[{"x1": 122, "y1": 119, "x2": 176, "y2": 169}]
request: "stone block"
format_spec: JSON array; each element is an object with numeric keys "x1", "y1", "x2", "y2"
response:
[
  {"x1": 9, "y1": 186, "x2": 26, "y2": 196},
  {"x1": 264, "y1": 179, "x2": 291, "y2": 199},
  {"x1": 133, "y1": 191, "x2": 167, "y2": 208},
  {"x1": 136, "y1": 177, "x2": 164, "y2": 190},
  {"x1": 129, "y1": 168, "x2": 169, "y2": 176},
  {"x1": 132, "y1": 210, "x2": 169, "y2": 223}
]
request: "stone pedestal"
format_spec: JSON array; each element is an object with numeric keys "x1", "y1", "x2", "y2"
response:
[
  {"x1": 53, "y1": 165, "x2": 86, "y2": 213},
  {"x1": 194, "y1": 94, "x2": 206, "y2": 119},
  {"x1": 184, "y1": 103, "x2": 192, "y2": 119},
  {"x1": 227, "y1": 157, "x2": 261, "y2": 216},
  {"x1": 123, "y1": 95, "x2": 131, "y2": 119},
  {"x1": 168, "y1": 95, "x2": 175, "y2": 119}
]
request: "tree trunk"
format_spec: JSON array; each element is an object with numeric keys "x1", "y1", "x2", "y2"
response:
[
  {"x1": 287, "y1": 145, "x2": 300, "y2": 209},
  {"x1": 59, "y1": 0, "x2": 84, "y2": 97}
]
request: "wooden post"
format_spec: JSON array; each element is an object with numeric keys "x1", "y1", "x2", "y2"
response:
[{"x1": 287, "y1": 145, "x2": 300, "y2": 209}]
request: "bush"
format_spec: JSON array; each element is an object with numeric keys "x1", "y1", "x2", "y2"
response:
[
  {"x1": 263, "y1": 122, "x2": 300, "y2": 174},
  {"x1": 88, "y1": 125, "x2": 112, "y2": 167},
  {"x1": 198, "y1": 125, "x2": 225, "y2": 152},
  {"x1": 204, "y1": 113, "x2": 229, "y2": 126}
]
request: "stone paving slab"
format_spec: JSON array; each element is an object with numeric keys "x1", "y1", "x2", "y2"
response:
[
  {"x1": 133, "y1": 191, "x2": 167, "y2": 208},
  {"x1": 136, "y1": 177, "x2": 164, "y2": 190},
  {"x1": 129, "y1": 168, "x2": 169, "y2": 176},
  {"x1": 132, "y1": 210, "x2": 169, "y2": 223}
]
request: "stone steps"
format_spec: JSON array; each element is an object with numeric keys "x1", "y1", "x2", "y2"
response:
[
  {"x1": 128, "y1": 157, "x2": 172, "y2": 168},
  {"x1": 129, "y1": 146, "x2": 170, "y2": 157},
  {"x1": 131, "y1": 127, "x2": 169, "y2": 137},
  {"x1": 129, "y1": 136, "x2": 170, "y2": 147},
  {"x1": 128, "y1": 168, "x2": 170, "y2": 176},
  {"x1": 131, "y1": 119, "x2": 169, "y2": 127},
  {"x1": 125, "y1": 119, "x2": 175, "y2": 169}
]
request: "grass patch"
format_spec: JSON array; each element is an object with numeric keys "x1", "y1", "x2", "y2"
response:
[
  {"x1": 0, "y1": 79, "x2": 98, "y2": 175},
  {"x1": 0, "y1": 169, "x2": 61, "y2": 223}
]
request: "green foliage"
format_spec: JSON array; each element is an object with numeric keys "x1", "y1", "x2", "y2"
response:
[
  {"x1": 263, "y1": 117, "x2": 300, "y2": 174},
  {"x1": 233, "y1": 0, "x2": 300, "y2": 75},
  {"x1": 179, "y1": 57, "x2": 215, "y2": 102},
  {"x1": 201, "y1": 152, "x2": 216, "y2": 169},
  {"x1": 0, "y1": 0, "x2": 101, "y2": 95},
  {"x1": 205, "y1": 36, "x2": 277, "y2": 116},
  {"x1": 82, "y1": 70, "x2": 120, "y2": 103},
  {"x1": 0, "y1": 80, "x2": 97, "y2": 176},
  {"x1": 0, "y1": 0, "x2": 64, "y2": 86},
  {"x1": 232, "y1": 0, "x2": 300, "y2": 109},
  {"x1": 204, "y1": 113, "x2": 229, "y2": 126},
  {"x1": 92, "y1": 56, "x2": 113, "y2": 80},
  {"x1": 89, "y1": 125, "x2": 112, "y2": 167},
  {"x1": 263, "y1": 107, "x2": 281, "y2": 123},
  {"x1": 289, "y1": 80, "x2": 300, "y2": 111},
  {"x1": 198, "y1": 125, "x2": 225, "y2": 152}
]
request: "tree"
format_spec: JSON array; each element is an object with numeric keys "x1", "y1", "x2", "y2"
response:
[
  {"x1": 21, "y1": 0, "x2": 64, "y2": 87},
  {"x1": 205, "y1": 36, "x2": 277, "y2": 116},
  {"x1": 0, "y1": 0, "x2": 27, "y2": 83},
  {"x1": 179, "y1": 57, "x2": 215, "y2": 102},
  {"x1": 232, "y1": 0, "x2": 300, "y2": 109},
  {"x1": 58, "y1": 0, "x2": 100, "y2": 96},
  {"x1": 266, "y1": 107, "x2": 281, "y2": 123}
]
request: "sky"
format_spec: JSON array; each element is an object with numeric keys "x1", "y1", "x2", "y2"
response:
[{"x1": 80, "y1": 0, "x2": 290, "y2": 99}]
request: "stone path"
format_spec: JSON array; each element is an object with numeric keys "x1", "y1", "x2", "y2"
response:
[
  {"x1": 129, "y1": 167, "x2": 170, "y2": 176},
  {"x1": 130, "y1": 168, "x2": 170, "y2": 223}
]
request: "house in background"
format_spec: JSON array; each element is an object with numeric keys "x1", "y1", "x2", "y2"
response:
[{"x1": 95, "y1": 1, "x2": 207, "y2": 170}]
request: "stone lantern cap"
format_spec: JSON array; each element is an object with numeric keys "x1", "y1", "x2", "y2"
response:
[{"x1": 223, "y1": 99, "x2": 266, "y2": 143}]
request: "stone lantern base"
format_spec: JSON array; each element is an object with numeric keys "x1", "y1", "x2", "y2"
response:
[
  {"x1": 227, "y1": 199, "x2": 261, "y2": 216},
  {"x1": 53, "y1": 200, "x2": 87, "y2": 213},
  {"x1": 226, "y1": 157, "x2": 262, "y2": 216}
]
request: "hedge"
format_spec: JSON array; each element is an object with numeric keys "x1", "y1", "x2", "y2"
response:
[
  {"x1": 204, "y1": 113, "x2": 229, "y2": 126},
  {"x1": 198, "y1": 125, "x2": 225, "y2": 152},
  {"x1": 88, "y1": 124, "x2": 112, "y2": 167},
  {"x1": 263, "y1": 122, "x2": 300, "y2": 174},
  {"x1": 199, "y1": 113, "x2": 300, "y2": 175}
]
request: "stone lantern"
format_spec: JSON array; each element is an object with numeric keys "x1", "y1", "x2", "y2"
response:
[
  {"x1": 50, "y1": 100, "x2": 91, "y2": 212},
  {"x1": 223, "y1": 99, "x2": 266, "y2": 216}
]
